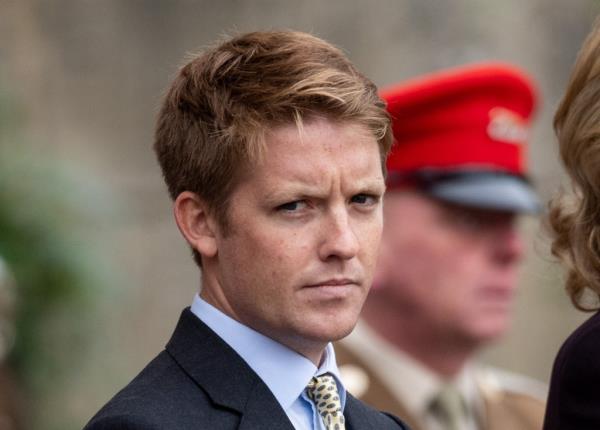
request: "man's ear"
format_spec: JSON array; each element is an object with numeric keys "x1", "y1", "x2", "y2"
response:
[{"x1": 173, "y1": 191, "x2": 219, "y2": 258}]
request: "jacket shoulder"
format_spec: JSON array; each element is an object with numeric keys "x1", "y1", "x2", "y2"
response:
[
  {"x1": 553, "y1": 311, "x2": 600, "y2": 372},
  {"x1": 84, "y1": 414, "x2": 161, "y2": 430},
  {"x1": 546, "y1": 311, "x2": 600, "y2": 405},
  {"x1": 84, "y1": 350, "x2": 238, "y2": 430},
  {"x1": 544, "y1": 312, "x2": 600, "y2": 429}
]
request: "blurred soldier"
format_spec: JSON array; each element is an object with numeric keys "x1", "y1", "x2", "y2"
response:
[{"x1": 336, "y1": 63, "x2": 546, "y2": 430}]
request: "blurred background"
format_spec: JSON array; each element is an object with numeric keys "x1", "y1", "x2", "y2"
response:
[{"x1": 1, "y1": 1, "x2": 599, "y2": 428}]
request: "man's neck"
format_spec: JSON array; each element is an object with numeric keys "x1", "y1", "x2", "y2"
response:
[
  {"x1": 270, "y1": 332, "x2": 329, "y2": 367},
  {"x1": 200, "y1": 274, "x2": 327, "y2": 367},
  {"x1": 361, "y1": 297, "x2": 477, "y2": 379}
]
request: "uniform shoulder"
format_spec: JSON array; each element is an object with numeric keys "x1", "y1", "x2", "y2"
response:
[
  {"x1": 84, "y1": 350, "x2": 217, "y2": 429},
  {"x1": 477, "y1": 365, "x2": 547, "y2": 404}
]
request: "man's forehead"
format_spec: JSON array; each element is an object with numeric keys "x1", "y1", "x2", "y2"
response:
[
  {"x1": 256, "y1": 122, "x2": 380, "y2": 166},
  {"x1": 265, "y1": 116, "x2": 376, "y2": 148}
]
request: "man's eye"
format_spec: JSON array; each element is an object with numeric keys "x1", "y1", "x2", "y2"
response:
[
  {"x1": 447, "y1": 210, "x2": 486, "y2": 231},
  {"x1": 277, "y1": 201, "x2": 307, "y2": 212},
  {"x1": 351, "y1": 194, "x2": 377, "y2": 205}
]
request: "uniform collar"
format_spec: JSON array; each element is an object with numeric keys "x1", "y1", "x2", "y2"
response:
[{"x1": 341, "y1": 320, "x2": 483, "y2": 423}]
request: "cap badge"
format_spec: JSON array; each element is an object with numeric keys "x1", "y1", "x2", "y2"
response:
[{"x1": 487, "y1": 107, "x2": 529, "y2": 145}]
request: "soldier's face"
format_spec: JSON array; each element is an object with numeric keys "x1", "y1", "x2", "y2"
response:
[
  {"x1": 376, "y1": 192, "x2": 524, "y2": 344},
  {"x1": 202, "y1": 117, "x2": 385, "y2": 363}
]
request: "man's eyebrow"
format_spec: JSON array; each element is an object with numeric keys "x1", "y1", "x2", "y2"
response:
[
  {"x1": 261, "y1": 182, "x2": 326, "y2": 202},
  {"x1": 261, "y1": 177, "x2": 386, "y2": 202}
]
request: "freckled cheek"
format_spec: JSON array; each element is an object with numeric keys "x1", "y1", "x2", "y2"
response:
[
  {"x1": 261, "y1": 237, "x2": 315, "y2": 286},
  {"x1": 272, "y1": 231, "x2": 313, "y2": 255}
]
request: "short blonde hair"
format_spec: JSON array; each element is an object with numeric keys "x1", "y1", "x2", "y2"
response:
[
  {"x1": 153, "y1": 30, "x2": 392, "y2": 265},
  {"x1": 549, "y1": 17, "x2": 600, "y2": 310}
]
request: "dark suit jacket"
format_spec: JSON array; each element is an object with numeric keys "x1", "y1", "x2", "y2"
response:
[
  {"x1": 84, "y1": 308, "x2": 409, "y2": 429},
  {"x1": 544, "y1": 311, "x2": 600, "y2": 430}
]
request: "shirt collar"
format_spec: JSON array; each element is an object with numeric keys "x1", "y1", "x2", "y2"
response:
[{"x1": 190, "y1": 294, "x2": 346, "y2": 411}]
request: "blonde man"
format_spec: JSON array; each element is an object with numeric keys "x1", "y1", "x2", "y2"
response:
[{"x1": 84, "y1": 30, "x2": 409, "y2": 430}]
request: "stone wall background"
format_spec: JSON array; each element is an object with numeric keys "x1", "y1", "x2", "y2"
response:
[{"x1": 1, "y1": 1, "x2": 598, "y2": 428}]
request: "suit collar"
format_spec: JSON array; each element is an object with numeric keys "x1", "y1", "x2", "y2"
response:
[
  {"x1": 165, "y1": 308, "x2": 294, "y2": 429},
  {"x1": 190, "y1": 294, "x2": 337, "y2": 411},
  {"x1": 165, "y1": 309, "x2": 407, "y2": 429}
]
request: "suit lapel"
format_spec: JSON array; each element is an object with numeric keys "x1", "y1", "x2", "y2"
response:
[
  {"x1": 344, "y1": 394, "x2": 409, "y2": 429},
  {"x1": 165, "y1": 308, "x2": 294, "y2": 429},
  {"x1": 237, "y1": 381, "x2": 295, "y2": 430},
  {"x1": 344, "y1": 395, "x2": 370, "y2": 430}
]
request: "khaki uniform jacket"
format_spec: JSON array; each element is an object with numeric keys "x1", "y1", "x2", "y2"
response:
[{"x1": 335, "y1": 342, "x2": 545, "y2": 430}]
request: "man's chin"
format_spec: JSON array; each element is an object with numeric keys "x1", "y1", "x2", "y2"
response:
[
  {"x1": 467, "y1": 319, "x2": 511, "y2": 344},
  {"x1": 302, "y1": 319, "x2": 359, "y2": 343}
]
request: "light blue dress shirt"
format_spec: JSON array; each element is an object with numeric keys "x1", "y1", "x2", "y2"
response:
[{"x1": 190, "y1": 294, "x2": 347, "y2": 430}]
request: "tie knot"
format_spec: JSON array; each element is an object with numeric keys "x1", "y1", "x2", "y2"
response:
[
  {"x1": 307, "y1": 374, "x2": 339, "y2": 400},
  {"x1": 306, "y1": 373, "x2": 345, "y2": 430},
  {"x1": 430, "y1": 384, "x2": 465, "y2": 430}
]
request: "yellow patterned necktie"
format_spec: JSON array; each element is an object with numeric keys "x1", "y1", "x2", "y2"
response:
[{"x1": 306, "y1": 373, "x2": 346, "y2": 430}]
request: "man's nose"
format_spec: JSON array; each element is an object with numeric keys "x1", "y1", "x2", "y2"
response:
[
  {"x1": 318, "y1": 209, "x2": 360, "y2": 261},
  {"x1": 492, "y1": 222, "x2": 525, "y2": 266}
]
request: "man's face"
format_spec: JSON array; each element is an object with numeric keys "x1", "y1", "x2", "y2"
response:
[
  {"x1": 376, "y1": 192, "x2": 524, "y2": 345},
  {"x1": 203, "y1": 117, "x2": 385, "y2": 358}
]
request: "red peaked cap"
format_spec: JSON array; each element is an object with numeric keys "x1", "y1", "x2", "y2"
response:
[
  {"x1": 382, "y1": 62, "x2": 537, "y2": 180},
  {"x1": 381, "y1": 63, "x2": 536, "y2": 175}
]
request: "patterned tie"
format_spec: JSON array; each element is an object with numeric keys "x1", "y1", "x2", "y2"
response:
[
  {"x1": 306, "y1": 373, "x2": 346, "y2": 430},
  {"x1": 430, "y1": 384, "x2": 464, "y2": 430}
]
